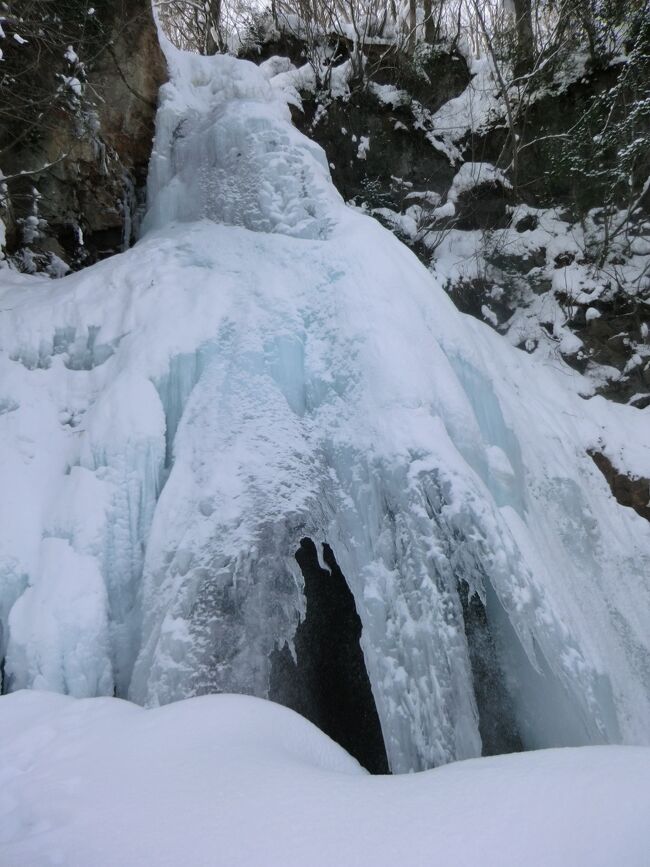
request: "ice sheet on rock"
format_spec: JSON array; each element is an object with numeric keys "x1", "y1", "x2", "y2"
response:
[
  {"x1": 144, "y1": 51, "x2": 338, "y2": 239},
  {"x1": 1, "y1": 48, "x2": 650, "y2": 773}
]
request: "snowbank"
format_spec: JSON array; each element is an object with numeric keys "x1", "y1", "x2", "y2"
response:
[{"x1": 1, "y1": 690, "x2": 649, "y2": 867}]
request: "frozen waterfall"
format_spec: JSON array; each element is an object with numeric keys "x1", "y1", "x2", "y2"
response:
[{"x1": 1, "y1": 48, "x2": 649, "y2": 773}]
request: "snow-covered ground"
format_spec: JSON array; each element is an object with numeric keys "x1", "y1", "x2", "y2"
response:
[
  {"x1": 2, "y1": 690, "x2": 649, "y2": 867},
  {"x1": 1, "y1": 44, "x2": 650, "y2": 778}
]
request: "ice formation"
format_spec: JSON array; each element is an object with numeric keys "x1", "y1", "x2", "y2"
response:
[{"x1": 1, "y1": 47, "x2": 649, "y2": 772}]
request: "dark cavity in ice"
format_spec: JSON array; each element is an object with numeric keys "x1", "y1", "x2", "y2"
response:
[
  {"x1": 458, "y1": 579, "x2": 523, "y2": 756},
  {"x1": 269, "y1": 538, "x2": 389, "y2": 774}
]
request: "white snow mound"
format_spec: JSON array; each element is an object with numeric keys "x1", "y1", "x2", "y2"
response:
[{"x1": 1, "y1": 690, "x2": 649, "y2": 867}]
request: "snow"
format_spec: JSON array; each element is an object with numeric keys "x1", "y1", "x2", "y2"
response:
[
  {"x1": 430, "y1": 202, "x2": 650, "y2": 394},
  {"x1": 64, "y1": 45, "x2": 79, "y2": 64},
  {"x1": 416, "y1": 49, "x2": 596, "y2": 168},
  {"x1": 369, "y1": 81, "x2": 410, "y2": 107},
  {"x1": 269, "y1": 58, "x2": 354, "y2": 104},
  {"x1": 481, "y1": 303, "x2": 498, "y2": 326},
  {"x1": 1, "y1": 690, "x2": 649, "y2": 867},
  {"x1": 421, "y1": 160, "x2": 512, "y2": 223},
  {"x1": 1, "y1": 46, "x2": 650, "y2": 775},
  {"x1": 356, "y1": 135, "x2": 370, "y2": 159},
  {"x1": 411, "y1": 57, "x2": 504, "y2": 163},
  {"x1": 447, "y1": 161, "x2": 512, "y2": 200},
  {"x1": 62, "y1": 76, "x2": 82, "y2": 96}
]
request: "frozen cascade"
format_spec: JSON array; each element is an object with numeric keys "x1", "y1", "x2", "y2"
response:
[{"x1": 0, "y1": 48, "x2": 649, "y2": 772}]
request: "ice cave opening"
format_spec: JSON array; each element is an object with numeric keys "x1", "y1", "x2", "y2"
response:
[
  {"x1": 458, "y1": 581, "x2": 522, "y2": 756},
  {"x1": 269, "y1": 539, "x2": 389, "y2": 774}
]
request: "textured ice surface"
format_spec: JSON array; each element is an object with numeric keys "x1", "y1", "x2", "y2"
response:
[
  {"x1": 143, "y1": 52, "x2": 336, "y2": 239},
  {"x1": 0, "y1": 47, "x2": 649, "y2": 772}
]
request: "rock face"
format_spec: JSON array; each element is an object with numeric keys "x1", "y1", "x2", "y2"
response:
[
  {"x1": 588, "y1": 451, "x2": 650, "y2": 523},
  {"x1": 1, "y1": 0, "x2": 166, "y2": 272},
  {"x1": 290, "y1": 46, "x2": 470, "y2": 221}
]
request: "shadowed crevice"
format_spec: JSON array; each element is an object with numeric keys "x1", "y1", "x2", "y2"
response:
[
  {"x1": 269, "y1": 538, "x2": 389, "y2": 774},
  {"x1": 459, "y1": 580, "x2": 524, "y2": 756}
]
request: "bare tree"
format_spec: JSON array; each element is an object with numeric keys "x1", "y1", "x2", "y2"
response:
[
  {"x1": 156, "y1": 0, "x2": 225, "y2": 54},
  {"x1": 512, "y1": 0, "x2": 534, "y2": 74}
]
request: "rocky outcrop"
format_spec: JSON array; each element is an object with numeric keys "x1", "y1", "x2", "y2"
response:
[
  {"x1": 1, "y1": 0, "x2": 166, "y2": 272},
  {"x1": 289, "y1": 45, "x2": 469, "y2": 220},
  {"x1": 588, "y1": 451, "x2": 650, "y2": 523}
]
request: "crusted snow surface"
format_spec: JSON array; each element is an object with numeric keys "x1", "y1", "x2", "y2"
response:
[
  {"x1": 2, "y1": 690, "x2": 650, "y2": 867},
  {"x1": 1, "y1": 47, "x2": 650, "y2": 773}
]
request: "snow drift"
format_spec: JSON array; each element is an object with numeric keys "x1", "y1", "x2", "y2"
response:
[
  {"x1": 0, "y1": 48, "x2": 649, "y2": 772},
  {"x1": 2, "y1": 690, "x2": 650, "y2": 867}
]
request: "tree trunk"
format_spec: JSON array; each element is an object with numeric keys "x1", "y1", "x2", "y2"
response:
[
  {"x1": 512, "y1": 0, "x2": 534, "y2": 75},
  {"x1": 577, "y1": 0, "x2": 598, "y2": 62},
  {"x1": 408, "y1": 0, "x2": 417, "y2": 53},
  {"x1": 203, "y1": 0, "x2": 222, "y2": 55},
  {"x1": 423, "y1": 0, "x2": 436, "y2": 43}
]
